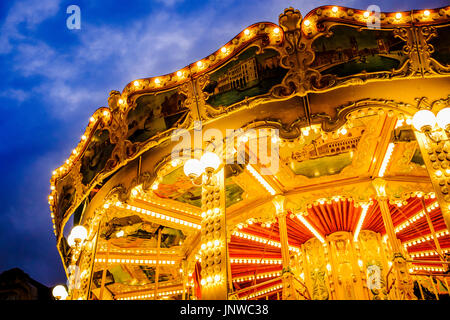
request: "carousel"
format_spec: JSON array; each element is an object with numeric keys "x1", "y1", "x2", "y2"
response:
[{"x1": 49, "y1": 5, "x2": 450, "y2": 300}]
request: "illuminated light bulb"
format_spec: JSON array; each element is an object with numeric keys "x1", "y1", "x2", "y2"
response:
[
  {"x1": 340, "y1": 128, "x2": 347, "y2": 135},
  {"x1": 326, "y1": 264, "x2": 332, "y2": 272},
  {"x1": 221, "y1": 47, "x2": 227, "y2": 53},
  {"x1": 52, "y1": 170, "x2": 57, "y2": 175},
  {"x1": 90, "y1": 117, "x2": 95, "y2": 122},
  {"x1": 50, "y1": 186, "x2": 55, "y2": 191},
  {"x1": 436, "y1": 170, "x2": 443, "y2": 177},
  {"x1": 207, "y1": 276, "x2": 212, "y2": 283},
  {"x1": 423, "y1": 10, "x2": 430, "y2": 17},
  {"x1": 184, "y1": 158, "x2": 204, "y2": 178},
  {"x1": 197, "y1": 61, "x2": 203, "y2": 68},
  {"x1": 103, "y1": 110, "x2": 109, "y2": 116},
  {"x1": 200, "y1": 151, "x2": 221, "y2": 172},
  {"x1": 118, "y1": 98, "x2": 124, "y2": 104},
  {"x1": 134, "y1": 81, "x2": 139, "y2": 86},
  {"x1": 332, "y1": 6, "x2": 338, "y2": 13},
  {"x1": 214, "y1": 240, "x2": 220, "y2": 247},
  {"x1": 200, "y1": 279, "x2": 206, "y2": 285},
  {"x1": 81, "y1": 135, "x2": 86, "y2": 140},
  {"x1": 395, "y1": 12, "x2": 402, "y2": 20},
  {"x1": 53, "y1": 285, "x2": 68, "y2": 300},
  {"x1": 303, "y1": 19, "x2": 311, "y2": 27},
  {"x1": 131, "y1": 189, "x2": 138, "y2": 196},
  {"x1": 244, "y1": 29, "x2": 250, "y2": 35},
  {"x1": 171, "y1": 159, "x2": 179, "y2": 167},
  {"x1": 363, "y1": 11, "x2": 370, "y2": 18},
  {"x1": 436, "y1": 107, "x2": 450, "y2": 130},
  {"x1": 273, "y1": 27, "x2": 280, "y2": 34},
  {"x1": 151, "y1": 183, "x2": 159, "y2": 190},
  {"x1": 154, "y1": 78, "x2": 160, "y2": 84},
  {"x1": 176, "y1": 71, "x2": 182, "y2": 77},
  {"x1": 214, "y1": 274, "x2": 221, "y2": 282},
  {"x1": 103, "y1": 203, "x2": 110, "y2": 209},
  {"x1": 116, "y1": 230, "x2": 124, "y2": 238}
]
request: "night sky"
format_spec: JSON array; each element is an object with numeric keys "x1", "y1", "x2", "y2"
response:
[{"x1": 0, "y1": 0, "x2": 447, "y2": 288}]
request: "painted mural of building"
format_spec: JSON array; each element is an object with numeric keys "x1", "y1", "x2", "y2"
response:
[
  {"x1": 215, "y1": 57, "x2": 258, "y2": 94},
  {"x1": 292, "y1": 131, "x2": 362, "y2": 162}
]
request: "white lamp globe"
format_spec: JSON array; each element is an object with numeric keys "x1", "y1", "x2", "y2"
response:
[
  {"x1": 183, "y1": 158, "x2": 204, "y2": 178},
  {"x1": 412, "y1": 109, "x2": 436, "y2": 132},
  {"x1": 436, "y1": 107, "x2": 450, "y2": 131},
  {"x1": 53, "y1": 285, "x2": 68, "y2": 300},
  {"x1": 200, "y1": 152, "x2": 221, "y2": 172},
  {"x1": 67, "y1": 233, "x2": 76, "y2": 247},
  {"x1": 70, "y1": 225, "x2": 88, "y2": 243}
]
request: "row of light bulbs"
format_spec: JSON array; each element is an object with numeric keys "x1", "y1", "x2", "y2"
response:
[
  {"x1": 232, "y1": 231, "x2": 301, "y2": 253},
  {"x1": 95, "y1": 258, "x2": 176, "y2": 265},
  {"x1": 132, "y1": 187, "x2": 201, "y2": 216},
  {"x1": 378, "y1": 143, "x2": 395, "y2": 178},
  {"x1": 242, "y1": 284, "x2": 283, "y2": 300},
  {"x1": 302, "y1": 7, "x2": 434, "y2": 30},
  {"x1": 233, "y1": 271, "x2": 281, "y2": 283},
  {"x1": 395, "y1": 200, "x2": 439, "y2": 233},
  {"x1": 412, "y1": 266, "x2": 447, "y2": 273},
  {"x1": 403, "y1": 229, "x2": 450, "y2": 248},
  {"x1": 200, "y1": 274, "x2": 222, "y2": 286},
  {"x1": 115, "y1": 202, "x2": 201, "y2": 230},
  {"x1": 118, "y1": 289, "x2": 184, "y2": 300},
  {"x1": 230, "y1": 258, "x2": 282, "y2": 265},
  {"x1": 410, "y1": 248, "x2": 450, "y2": 258},
  {"x1": 246, "y1": 164, "x2": 276, "y2": 195}
]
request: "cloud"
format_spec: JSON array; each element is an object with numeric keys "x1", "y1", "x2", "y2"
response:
[{"x1": 0, "y1": 0, "x2": 61, "y2": 54}]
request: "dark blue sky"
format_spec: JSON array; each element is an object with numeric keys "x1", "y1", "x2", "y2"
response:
[{"x1": 0, "y1": 0, "x2": 447, "y2": 288}]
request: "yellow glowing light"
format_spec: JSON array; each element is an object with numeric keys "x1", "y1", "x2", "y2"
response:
[
  {"x1": 81, "y1": 135, "x2": 86, "y2": 140},
  {"x1": 197, "y1": 61, "x2": 203, "y2": 67},
  {"x1": 395, "y1": 12, "x2": 402, "y2": 20},
  {"x1": 133, "y1": 80, "x2": 139, "y2": 86},
  {"x1": 176, "y1": 71, "x2": 182, "y2": 77},
  {"x1": 154, "y1": 78, "x2": 160, "y2": 84},
  {"x1": 118, "y1": 98, "x2": 123, "y2": 104},
  {"x1": 340, "y1": 128, "x2": 347, "y2": 135},
  {"x1": 221, "y1": 47, "x2": 227, "y2": 53},
  {"x1": 151, "y1": 183, "x2": 159, "y2": 190},
  {"x1": 423, "y1": 10, "x2": 430, "y2": 17},
  {"x1": 103, "y1": 110, "x2": 109, "y2": 116},
  {"x1": 304, "y1": 19, "x2": 311, "y2": 27},
  {"x1": 90, "y1": 117, "x2": 95, "y2": 122},
  {"x1": 244, "y1": 29, "x2": 250, "y2": 35},
  {"x1": 363, "y1": 11, "x2": 370, "y2": 18},
  {"x1": 332, "y1": 6, "x2": 338, "y2": 13},
  {"x1": 273, "y1": 27, "x2": 280, "y2": 34}
]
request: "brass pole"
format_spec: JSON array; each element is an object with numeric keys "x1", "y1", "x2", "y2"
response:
[
  {"x1": 418, "y1": 279, "x2": 425, "y2": 300},
  {"x1": 420, "y1": 198, "x2": 445, "y2": 269},
  {"x1": 86, "y1": 219, "x2": 102, "y2": 300},
  {"x1": 429, "y1": 276, "x2": 440, "y2": 300},
  {"x1": 154, "y1": 229, "x2": 162, "y2": 300},
  {"x1": 99, "y1": 239, "x2": 110, "y2": 300}
]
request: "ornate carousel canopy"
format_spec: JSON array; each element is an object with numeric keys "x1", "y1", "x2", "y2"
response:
[{"x1": 49, "y1": 5, "x2": 450, "y2": 300}]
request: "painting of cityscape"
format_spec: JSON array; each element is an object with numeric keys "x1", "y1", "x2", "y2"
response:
[
  {"x1": 429, "y1": 25, "x2": 450, "y2": 66},
  {"x1": 285, "y1": 127, "x2": 364, "y2": 178},
  {"x1": 203, "y1": 46, "x2": 288, "y2": 107},
  {"x1": 126, "y1": 89, "x2": 188, "y2": 143},
  {"x1": 311, "y1": 26, "x2": 407, "y2": 77}
]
